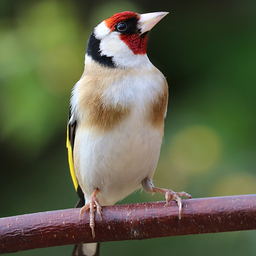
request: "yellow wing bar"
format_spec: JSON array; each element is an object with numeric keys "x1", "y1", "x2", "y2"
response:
[{"x1": 66, "y1": 125, "x2": 78, "y2": 191}]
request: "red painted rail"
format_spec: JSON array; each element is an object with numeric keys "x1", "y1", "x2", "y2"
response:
[{"x1": 1, "y1": 195, "x2": 256, "y2": 254}]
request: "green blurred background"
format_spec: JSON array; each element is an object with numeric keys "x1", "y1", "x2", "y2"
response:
[{"x1": 1, "y1": 0, "x2": 256, "y2": 255}]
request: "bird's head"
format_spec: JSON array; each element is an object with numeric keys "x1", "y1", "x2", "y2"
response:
[{"x1": 86, "y1": 11, "x2": 168, "y2": 69}]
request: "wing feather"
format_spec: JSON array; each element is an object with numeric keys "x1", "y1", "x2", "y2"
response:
[{"x1": 66, "y1": 109, "x2": 79, "y2": 191}]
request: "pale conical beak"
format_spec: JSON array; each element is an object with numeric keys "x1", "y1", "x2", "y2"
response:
[{"x1": 138, "y1": 12, "x2": 169, "y2": 34}]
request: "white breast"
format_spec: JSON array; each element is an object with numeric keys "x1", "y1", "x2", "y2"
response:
[
  {"x1": 76, "y1": 111, "x2": 162, "y2": 206},
  {"x1": 74, "y1": 60, "x2": 166, "y2": 206}
]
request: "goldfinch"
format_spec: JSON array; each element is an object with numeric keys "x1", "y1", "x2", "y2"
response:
[{"x1": 67, "y1": 11, "x2": 191, "y2": 256}]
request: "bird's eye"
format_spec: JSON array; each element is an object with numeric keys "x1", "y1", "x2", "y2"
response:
[{"x1": 116, "y1": 22, "x2": 127, "y2": 32}]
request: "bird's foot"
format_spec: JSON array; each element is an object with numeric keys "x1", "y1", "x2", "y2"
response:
[
  {"x1": 152, "y1": 187, "x2": 192, "y2": 219},
  {"x1": 79, "y1": 188, "x2": 102, "y2": 239}
]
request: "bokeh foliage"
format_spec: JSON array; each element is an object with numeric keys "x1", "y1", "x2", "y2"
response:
[{"x1": 0, "y1": 0, "x2": 256, "y2": 255}]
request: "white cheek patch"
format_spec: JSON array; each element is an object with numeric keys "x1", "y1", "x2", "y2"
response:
[
  {"x1": 94, "y1": 22, "x2": 111, "y2": 39},
  {"x1": 100, "y1": 32, "x2": 149, "y2": 68},
  {"x1": 100, "y1": 31, "x2": 129, "y2": 56}
]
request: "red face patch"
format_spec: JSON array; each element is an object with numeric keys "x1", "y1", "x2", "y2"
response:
[
  {"x1": 120, "y1": 33, "x2": 148, "y2": 55},
  {"x1": 105, "y1": 11, "x2": 137, "y2": 31},
  {"x1": 104, "y1": 11, "x2": 148, "y2": 55}
]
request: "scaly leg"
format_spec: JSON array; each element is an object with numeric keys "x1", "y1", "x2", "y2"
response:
[
  {"x1": 79, "y1": 188, "x2": 102, "y2": 238},
  {"x1": 142, "y1": 178, "x2": 192, "y2": 219}
]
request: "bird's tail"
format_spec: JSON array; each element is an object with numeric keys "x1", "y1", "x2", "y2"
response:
[{"x1": 72, "y1": 198, "x2": 100, "y2": 256}]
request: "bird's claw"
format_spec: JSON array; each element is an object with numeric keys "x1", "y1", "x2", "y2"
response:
[
  {"x1": 165, "y1": 190, "x2": 192, "y2": 220},
  {"x1": 79, "y1": 188, "x2": 102, "y2": 239}
]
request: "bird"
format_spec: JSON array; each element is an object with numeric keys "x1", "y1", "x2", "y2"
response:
[{"x1": 66, "y1": 10, "x2": 191, "y2": 256}]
